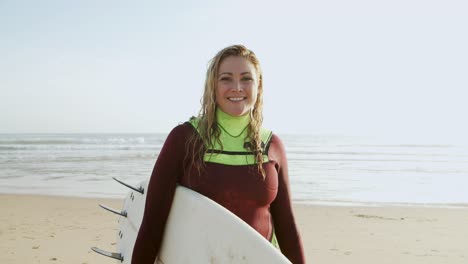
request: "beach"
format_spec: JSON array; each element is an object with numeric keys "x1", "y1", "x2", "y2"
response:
[{"x1": 1, "y1": 194, "x2": 467, "y2": 264}]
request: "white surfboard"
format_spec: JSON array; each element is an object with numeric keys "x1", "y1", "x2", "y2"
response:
[{"x1": 93, "y1": 179, "x2": 291, "y2": 264}]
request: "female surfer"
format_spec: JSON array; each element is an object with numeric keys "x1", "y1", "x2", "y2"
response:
[{"x1": 132, "y1": 45, "x2": 305, "y2": 263}]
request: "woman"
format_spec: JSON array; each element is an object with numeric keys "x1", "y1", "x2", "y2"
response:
[{"x1": 132, "y1": 45, "x2": 305, "y2": 263}]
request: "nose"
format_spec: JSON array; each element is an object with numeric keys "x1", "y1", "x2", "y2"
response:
[{"x1": 233, "y1": 80, "x2": 243, "y2": 92}]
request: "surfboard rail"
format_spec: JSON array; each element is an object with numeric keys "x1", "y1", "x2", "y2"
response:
[{"x1": 91, "y1": 178, "x2": 140, "y2": 262}]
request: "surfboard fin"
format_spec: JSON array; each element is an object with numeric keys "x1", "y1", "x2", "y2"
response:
[
  {"x1": 91, "y1": 247, "x2": 124, "y2": 261},
  {"x1": 113, "y1": 177, "x2": 144, "y2": 194},
  {"x1": 99, "y1": 203, "x2": 127, "y2": 217}
]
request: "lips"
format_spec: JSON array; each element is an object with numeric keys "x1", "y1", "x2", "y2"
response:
[{"x1": 228, "y1": 97, "x2": 246, "y2": 102}]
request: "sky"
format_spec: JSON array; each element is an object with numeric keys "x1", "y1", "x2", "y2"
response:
[{"x1": 1, "y1": 0, "x2": 467, "y2": 142}]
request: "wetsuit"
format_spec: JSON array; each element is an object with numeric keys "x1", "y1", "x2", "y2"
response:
[{"x1": 132, "y1": 109, "x2": 305, "y2": 263}]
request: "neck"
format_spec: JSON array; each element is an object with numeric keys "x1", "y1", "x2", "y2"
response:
[{"x1": 216, "y1": 108, "x2": 250, "y2": 137}]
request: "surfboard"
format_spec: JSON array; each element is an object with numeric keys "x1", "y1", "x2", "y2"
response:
[{"x1": 92, "y1": 178, "x2": 291, "y2": 264}]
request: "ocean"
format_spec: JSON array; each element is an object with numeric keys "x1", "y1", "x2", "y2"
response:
[{"x1": 1, "y1": 133, "x2": 467, "y2": 207}]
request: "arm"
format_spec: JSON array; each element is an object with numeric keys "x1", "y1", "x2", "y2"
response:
[
  {"x1": 269, "y1": 134, "x2": 306, "y2": 264},
  {"x1": 131, "y1": 124, "x2": 190, "y2": 263}
]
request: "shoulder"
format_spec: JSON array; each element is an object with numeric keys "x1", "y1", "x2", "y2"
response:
[
  {"x1": 183, "y1": 116, "x2": 202, "y2": 136},
  {"x1": 269, "y1": 133, "x2": 284, "y2": 145},
  {"x1": 260, "y1": 126, "x2": 286, "y2": 156},
  {"x1": 266, "y1": 132, "x2": 288, "y2": 165},
  {"x1": 160, "y1": 121, "x2": 198, "y2": 154},
  {"x1": 258, "y1": 125, "x2": 279, "y2": 150},
  {"x1": 267, "y1": 133, "x2": 286, "y2": 153},
  {"x1": 166, "y1": 120, "x2": 197, "y2": 141}
]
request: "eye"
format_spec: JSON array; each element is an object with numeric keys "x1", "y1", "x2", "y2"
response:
[
  {"x1": 242, "y1": 77, "x2": 254, "y2": 82},
  {"x1": 220, "y1": 77, "x2": 231, "y2": 81}
]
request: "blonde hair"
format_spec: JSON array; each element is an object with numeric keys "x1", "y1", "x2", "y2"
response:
[{"x1": 186, "y1": 44, "x2": 265, "y2": 178}]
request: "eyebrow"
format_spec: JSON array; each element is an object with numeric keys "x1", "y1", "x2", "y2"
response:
[{"x1": 219, "y1": 72, "x2": 252, "y2": 76}]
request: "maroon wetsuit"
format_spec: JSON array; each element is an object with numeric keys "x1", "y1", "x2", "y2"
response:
[{"x1": 132, "y1": 123, "x2": 306, "y2": 263}]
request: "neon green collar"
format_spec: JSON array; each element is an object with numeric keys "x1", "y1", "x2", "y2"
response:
[
  {"x1": 187, "y1": 110, "x2": 273, "y2": 165},
  {"x1": 216, "y1": 108, "x2": 250, "y2": 137}
]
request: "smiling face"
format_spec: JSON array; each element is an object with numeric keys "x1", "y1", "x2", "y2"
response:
[{"x1": 215, "y1": 56, "x2": 259, "y2": 117}]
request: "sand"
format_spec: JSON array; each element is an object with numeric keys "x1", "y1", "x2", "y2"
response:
[{"x1": 1, "y1": 194, "x2": 467, "y2": 264}]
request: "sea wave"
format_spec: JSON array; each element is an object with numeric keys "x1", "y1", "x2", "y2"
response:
[{"x1": 0, "y1": 135, "x2": 165, "y2": 145}]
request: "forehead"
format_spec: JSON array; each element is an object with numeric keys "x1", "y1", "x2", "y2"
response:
[{"x1": 218, "y1": 56, "x2": 256, "y2": 74}]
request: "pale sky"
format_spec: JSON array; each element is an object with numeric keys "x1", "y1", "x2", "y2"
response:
[{"x1": 1, "y1": 0, "x2": 467, "y2": 142}]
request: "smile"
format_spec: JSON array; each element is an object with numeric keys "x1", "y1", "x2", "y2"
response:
[{"x1": 228, "y1": 97, "x2": 246, "y2": 102}]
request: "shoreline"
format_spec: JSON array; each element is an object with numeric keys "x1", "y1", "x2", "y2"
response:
[
  {"x1": 295, "y1": 200, "x2": 468, "y2": 209},
  {"x1": 2, "y1": 191, "x2": 468, "y2": 209},
  {"x1": 2, "y1": 193, "x2": 468, "y2": 263}
]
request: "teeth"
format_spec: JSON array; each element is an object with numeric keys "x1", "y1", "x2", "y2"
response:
[{"x1": 228, "y1": 97, "x2": 245, "y2": 101}]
